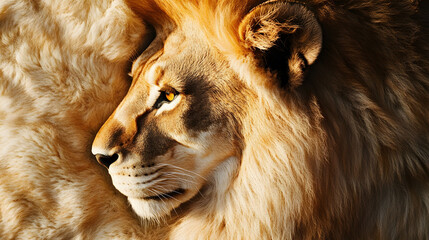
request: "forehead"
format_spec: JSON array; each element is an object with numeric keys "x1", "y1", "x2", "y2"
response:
[{"x1": 143, "y1": 28, "x2": 214, "y2": 86}]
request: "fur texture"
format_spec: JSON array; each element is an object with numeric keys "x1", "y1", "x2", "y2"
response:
[
  {"x1": 0, "y1": 0, "x2": 150, "y2": 238},
  {"x1": 1, "y1": 0, "x2": 428, "y2": 239},
  {"x1": 92, "y1": 0, "x2": 429, "y2": 239}
]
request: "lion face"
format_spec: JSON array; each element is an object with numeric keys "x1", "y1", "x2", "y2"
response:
[{"x1": 92, "y1": 26, "x2": 247, "y2": 219}]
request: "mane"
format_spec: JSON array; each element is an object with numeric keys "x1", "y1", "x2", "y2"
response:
[{"x1": 126, "y1": 0, "x2": 262, "y2": 55}]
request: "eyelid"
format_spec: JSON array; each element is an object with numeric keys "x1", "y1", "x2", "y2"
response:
[{"x1": 161, "y1": 86, "x2": 178, "y2": 94}]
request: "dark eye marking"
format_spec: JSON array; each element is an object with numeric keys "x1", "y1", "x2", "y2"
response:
[{"x1": 153, "y1": 89, "x2": 179, "y2": 109}]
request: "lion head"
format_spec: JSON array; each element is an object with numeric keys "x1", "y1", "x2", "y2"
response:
[
  {"x1": 92, "y1": 26, "x2": 246, "y2": 219},
  {"x1": 92, "y1": 0, "x2": 429, "y2": 239}
]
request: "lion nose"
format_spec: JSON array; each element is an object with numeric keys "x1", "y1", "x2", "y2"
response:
[
  {"x1": 94, "y1": 152, "x2": 120, "y2": 169},
  {"x1": 92, "y1": 136, "x2": 124, "y2": 169},
  {"x1": 92, "y1": 109, "x2": 138, "y2": 169},
  {"x1": 92, "y1": 118, "x2": 131, "y2": 169}
]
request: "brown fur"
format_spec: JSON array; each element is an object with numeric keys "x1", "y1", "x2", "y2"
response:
[{"x1": 92, "y1": 0, "x2": 429, "y2": 239}]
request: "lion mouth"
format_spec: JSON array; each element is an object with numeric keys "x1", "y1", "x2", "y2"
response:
[{"x1": 144, "y1": 188, "x2": 186, "y2": 200}]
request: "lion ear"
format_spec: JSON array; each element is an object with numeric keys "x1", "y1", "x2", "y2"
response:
[{"x1": 239, "y1": 1, "x2": 322, "y2": 87}]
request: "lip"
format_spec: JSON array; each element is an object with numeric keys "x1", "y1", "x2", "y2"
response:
[{"x1": 144, "y1": 188, "x2": 186, "y2": 200}]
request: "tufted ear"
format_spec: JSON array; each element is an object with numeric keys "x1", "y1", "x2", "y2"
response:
[{"x1": 239, "y1": 1, "x2": 322, "y2": 88}]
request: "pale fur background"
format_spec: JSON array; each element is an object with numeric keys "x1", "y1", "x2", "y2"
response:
[{"x1": 0, "y1": 0, "x2": 148, "y2": 238}]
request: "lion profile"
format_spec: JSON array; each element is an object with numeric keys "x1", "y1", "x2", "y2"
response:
[{"x1": 91, "y1": 0, "x2": 429, "y2": 239}]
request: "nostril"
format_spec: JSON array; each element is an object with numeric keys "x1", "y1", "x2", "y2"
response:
[{"x1": 95, "y1": 153, "x2": 119, "y2": 169}]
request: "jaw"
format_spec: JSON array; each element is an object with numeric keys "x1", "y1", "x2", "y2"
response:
[
  {"x1": 127, "y1": 156, "x2": 241, "y2": 221},
  {"x1": 127, "y1": 187, "x2": 199, "y2": 220},
  {"x1": 128, "y1": 197, "x2": 176, "y2": 220}
]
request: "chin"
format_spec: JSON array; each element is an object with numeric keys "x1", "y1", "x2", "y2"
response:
[{"x1": 127, "y1": 187, "x2": 198, "y2": 220}]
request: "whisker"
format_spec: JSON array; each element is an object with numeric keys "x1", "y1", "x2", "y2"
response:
[
  {"x1": 147, "y1": 188, "x2": 170, "y2": 218},
  {"x1": 152, "y1": 164, "x2": 209, "y2": 201},
  {"x1": 158, "y1": 163, "x2": 208, "y2": 181},
  {"x1": 161, "y1": 172, "x2": 199, "y2": 183},
  {"x1": 152, "y1": 185, "x2": 181, "y2": 202},
  {"x1": 154, "y1": 185, "x2": 180, "y2": 216},
  {"x1": 155, "y1": 174, "x2": 206, "y2": 200}
]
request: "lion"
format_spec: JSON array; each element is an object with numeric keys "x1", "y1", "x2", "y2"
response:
[{"x1": 92, "y1": 0, "x2": 429, "y2": 239}]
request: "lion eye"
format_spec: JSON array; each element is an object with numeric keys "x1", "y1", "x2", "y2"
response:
[{"x1": 153, "y1": 89, "x2": 178, "y2": 109}]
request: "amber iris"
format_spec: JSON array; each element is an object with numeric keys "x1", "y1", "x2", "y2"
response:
[{"x1": 165, "y1": 91, "x2": 175, "y2": 101}]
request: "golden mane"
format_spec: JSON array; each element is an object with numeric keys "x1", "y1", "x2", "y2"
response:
[{"x1": 126, "y1": 0, "x2": 262, "y2": 55}]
